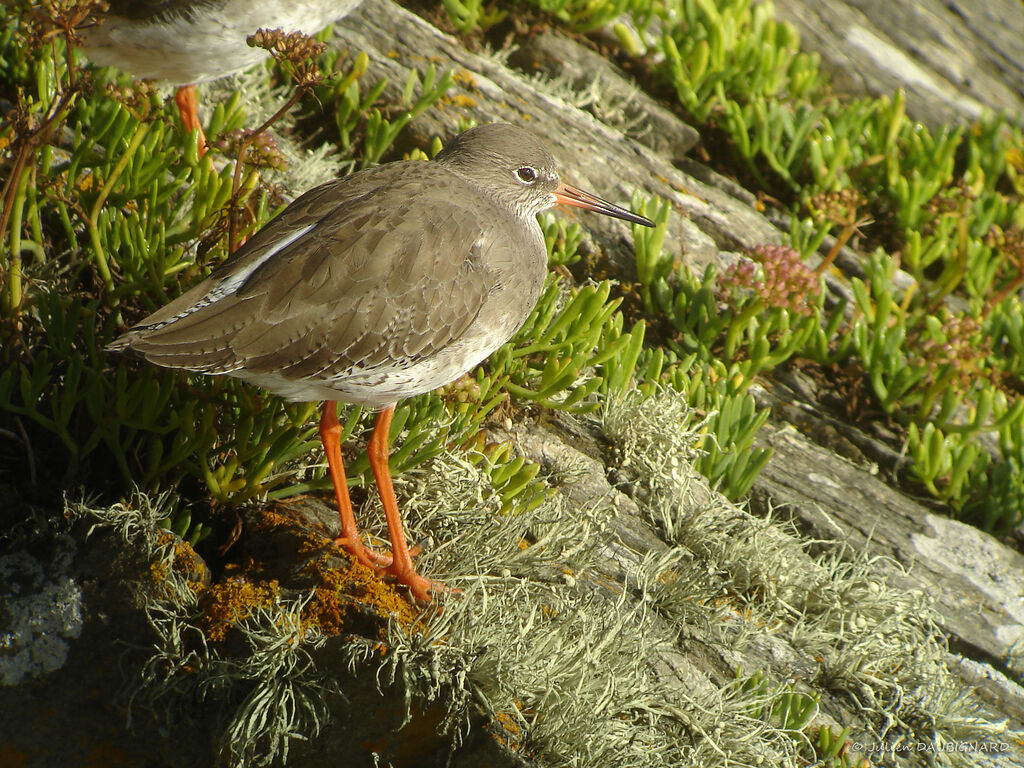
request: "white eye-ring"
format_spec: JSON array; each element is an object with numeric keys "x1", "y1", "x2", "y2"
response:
[{"x1": 515, "y1": 166, "x2": 538, "y2": 184}]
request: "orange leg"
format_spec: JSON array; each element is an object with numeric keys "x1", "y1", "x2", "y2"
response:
[
  {"x1": 319, "y1": 401, "x2": 389, "y2": 569},
  {"x1": 368, "y1": 405, "x2": 447, "y2": 601},
  {"x1": 174, "y1": 84, "x2": 208, "y2": 157}
]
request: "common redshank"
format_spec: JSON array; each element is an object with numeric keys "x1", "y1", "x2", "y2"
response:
[
  {"x1": 81, "y1": 0, "x2": 362, "y2": 154},
  {"x1": 108, "y1": 123, "x2": 654, "y2": 600}
]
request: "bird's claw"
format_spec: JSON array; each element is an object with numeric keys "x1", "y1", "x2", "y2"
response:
[
  {"x1": 333, "y1": 535, "x2": 393, "y2": 569},
  {"x1": 333, "y1": 536, "x2": 453, "y2": 602},
  {"x1": 382, "y1": 564, "x2": 455, "y2": 602}
]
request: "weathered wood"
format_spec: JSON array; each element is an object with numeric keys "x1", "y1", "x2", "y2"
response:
[{"x1": 774, "y1": 0, "x2": 1024, "y2": 127}]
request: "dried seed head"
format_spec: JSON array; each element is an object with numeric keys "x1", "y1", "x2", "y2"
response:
[
  {"x1": 103, "y1": 80, "x2": 157, "y2": 117},
  {"x1": 212, "y1": 128, "x2": 289, "y2": 170},
  {"x1": 807, "y1": 188, "x2": 866, "y2": 226},
  {"x1": 26, "y1": 0, "x2": 110, "y2": 46},
  {"x1": 913, "y1": 313, "x2": 989, "y2": 393},
  {"x1": 247, "y1": 28, "x2": 326, "y2": 65}
]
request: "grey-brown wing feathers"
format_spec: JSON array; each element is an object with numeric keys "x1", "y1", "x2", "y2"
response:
[{"x1": 109, "y1": 165, "x2": 495, "y2": 385}]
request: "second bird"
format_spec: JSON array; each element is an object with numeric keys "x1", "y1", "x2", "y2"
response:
[
  {"x1": 81, "y1": 0, "x2": 362, "y2": 153},
  {"x1": 109, "y1": 123, "x2": 654, "y2": 600}
]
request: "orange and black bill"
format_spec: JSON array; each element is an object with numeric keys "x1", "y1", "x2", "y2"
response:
[{"x1": 553, "y1": 183, "x2": 654, "y2": 227}]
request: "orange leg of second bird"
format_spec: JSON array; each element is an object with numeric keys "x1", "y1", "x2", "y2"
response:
[{"x1": 174, "y1": 85, "x2": 208, "y2": 157}]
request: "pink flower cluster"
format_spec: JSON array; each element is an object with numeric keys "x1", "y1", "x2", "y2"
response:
[
  {"x1": 915, "y1": 314, "x2": 989, "y2": 392},
  {"x1": 719, "y1": 245, "x2": 821, "y2": 316}
]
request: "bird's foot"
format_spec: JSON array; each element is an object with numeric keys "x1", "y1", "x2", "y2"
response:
[
  {"x1": 334, "y1": 536, "x2": 450, "y2": 602},
  {"x1": 382, "y1": 561, "x2": 455, "y2": 602},
  {"x1": 333, "y1": 535, "x2": 393, "y2": 570}
]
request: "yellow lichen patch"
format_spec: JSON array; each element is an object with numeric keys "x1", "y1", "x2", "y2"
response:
[
  {"x1": 301, "y1": 554, "x2": 421, "y2": 636},
  {"x1": 249, "y1": 506, "x2": 305, "y2": 533},
  {"x1": 302, "y1": 586, "x2": 352, "y2": 636},
  {"x1": 492, "y1": 709, "x2": 523, "y2": 739},
  {"x1": 656, "y1": 568, "x2": 680, "y2": 585},
  {"x1": 143, "y1": 531, "x2": 210, "y2": 598},
  {"x1": 452, "y1": 69, "x2": 478, "y2": 89},
  {"x1": 148, "y1": 559, "x2": 169, "y2": 585},
  {"x1": 246, "y1": 503, "x2": 335, "y2": 562},
  {"x1": 441, "y1": 93, "x2": 478, "y2": 109},
  {"x1": 196, "y1": 577, "x2": 281, "y2": 643},
  {"x1": 489, "y1": 701, "x2": 535, "y2": 756},
  {"x1": 254, "y1": 502, "x2": 340, "y2": 557},
  {"x1": 172, "y1": 538, "x2": 210, "y2": 587}
]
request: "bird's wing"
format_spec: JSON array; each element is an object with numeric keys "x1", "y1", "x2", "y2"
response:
[{"x1": 111, "y1": 164, "x2": 497, "y2": 381}]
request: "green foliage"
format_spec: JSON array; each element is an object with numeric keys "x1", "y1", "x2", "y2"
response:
[
  {"x1": 813, "y1": 725, "x2": 856, "y2": 767},
  {"x1": 13, "y1": 0, "x2": 1024, "y2": 538},
  {"x1": 529, "y1": 0, "x2": 649, "y2": 33},
  {"x1": 440, "y1": 0, "x2": 657, "y2": 35},
  {"x1": 962, "y1": 458, "x2": 1024, "y2": 535},
  {"x1": 442, "y1": 0, "x2": 507, "y2": 33},
  {"x1": 655, "y1": 0, "x2": 821, "y2": 126},
  {"x1": 311, "y1": 50, "x2": 453, "y2": 168},
  {"x1": 471, "y1": 441, "x2": 548, "y2": 515},
  {"x1": 492, "y1": 277, "x2": 639, "y2": 411},
  {"x1": 361, "y1": 65, "x2": 454, "y2": 167},
  {"x1": 737, "y1": 672, "x2": 818, "y2": 733},
  {"x1": 588, "y1": 0, "x2": 1024, "y2": 526},
  {"x1": 736, "y1": 670, "x2": 866, "y2": 766},
  {"x1": 656, "y1": 359, "x2": 771, "y2": 498},
  {"x1": 844, "y1": 250, "x2": 1024, "y2": 522},
  {"x1": 633, "y1": 195, "x2": 827, "y2": 383},
  {"x1": 539, "y1": 212, "x2": 584, "y2": 267},
  {"x1": 0, "y1": 6, "x2": 462, "y2": 521},
  {"x1": 632, "y1": 193, "x2": 828, "y2": 497},
  {"x1": 454, "y1": 0, "x2": 1024, "y2": 525},
  {"x1": 160, "y1": 501, "x2": 213, "y2": 546}
]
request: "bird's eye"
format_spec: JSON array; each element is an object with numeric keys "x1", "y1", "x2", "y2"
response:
[{"x1": 515, "y1": 166, "x2": 538, "y2": 184}]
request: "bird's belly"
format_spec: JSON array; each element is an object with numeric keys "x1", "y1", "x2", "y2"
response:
[{"x1": 234, "y1": 297, "x2": 533, "y2": 407}]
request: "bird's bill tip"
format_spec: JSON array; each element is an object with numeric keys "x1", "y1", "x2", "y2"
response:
[{"x1": 552, "y1": 183, "x2": 654, "y2": 227}]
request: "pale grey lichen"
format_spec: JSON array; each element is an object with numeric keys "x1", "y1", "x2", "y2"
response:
[
  {"x1": 68, "y1": 389, "x2": 1017, "y2": 767},
  {"x1": 0, "y1": 533, "x2": 83, "y2": 686},
  {"x1": 74, "y1": 493, "x2": 335, "y2": 768},
  {"x1": 601, "y1": 386, "x2": 1017, "y2": 766}
]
